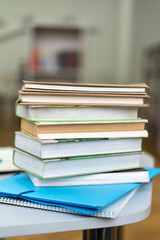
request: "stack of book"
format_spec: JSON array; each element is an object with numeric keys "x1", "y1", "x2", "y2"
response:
[
  {"x1": 1, "y1": 80, "x2": 159, "y2": 218},
  {"x1": 13, "y1": 81, "x2": 150, "y2": 188},
  {"x1": 1, "y1": 80, "x2": 160, "y2": 219}
]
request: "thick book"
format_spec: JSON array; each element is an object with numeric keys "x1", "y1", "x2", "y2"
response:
[
  {"x1": 19, "y1": 118, "x2": 148, "y2": 140},
  {"x1": 18, "y1": 90, "x2": 149, "y2": 106},
  {"x1": 0, "y1": 168, "x2": 159, "y2": 215},
  {"x1": 28, "y1": 168, "x2": 149, "y2": 187},
  {"x1": 15, "y1": 131, "x2": 143, "y2": 159},
  {"x1": 23, "y1": 81, "x2": 149, "y2": 93},
  {"x1": 13, "y1": 149, "x2": 142, "y2": 179},
  {"x1": 0, "y1": 187, "x2": 140, "y2": 218},
  {"x1": 15, "y1": 103, "x2": 139, "y2": 122},
  {"x1": 20, "y1": 119, "x2": 147, "y2": 136}
]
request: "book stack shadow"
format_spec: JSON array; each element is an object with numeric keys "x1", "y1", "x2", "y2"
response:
[{"x1": 2, "y1": 80, "x2": 159, "y2": 218}]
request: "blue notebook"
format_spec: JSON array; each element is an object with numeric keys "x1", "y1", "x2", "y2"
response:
[
  {"x1": 0, "y1": 167, "x2": 159, "y2": 214},
  {"x1": 0, "y1": 186, "x2": 140, "y2": 218}
]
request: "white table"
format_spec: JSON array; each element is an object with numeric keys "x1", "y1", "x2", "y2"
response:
[
  {"x1": 0, "y1": 152, "x2": 154, "y2": 240},
  {"x1": 0, "y1": 181, "x2": 152, "y2": 239}
]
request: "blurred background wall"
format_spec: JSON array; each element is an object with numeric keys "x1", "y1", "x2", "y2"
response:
[
  {"x1": 0, "y1": 0, "x2": 119, "y2": 144},
  {"x1": 0, "y1": 0, "x2": 158, "y2": 88},
  {"x1": 1, "y1": 0, "x2": 160, "y2": 147},
  {"x1": 0, "y1": 0, "x2": 160, "y2": 147},
  {"x1": 0, "y1": 0, "x2": 118, "y2": 89}
]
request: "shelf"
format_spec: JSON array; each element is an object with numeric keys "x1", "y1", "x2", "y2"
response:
[{"x1": 28, "y1": 25, "x2": 83, "y2": 82}]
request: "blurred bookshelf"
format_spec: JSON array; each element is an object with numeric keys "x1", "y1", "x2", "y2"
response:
[
  {"x1": 142, "y1": 44, "x2": 160, "y2": 156},
  {"x1": 27, "y1": 25, "x2": 83, "y2": 82},
  {"x1": 0, "y1": 96, "x2": 19, "y2": 147}
]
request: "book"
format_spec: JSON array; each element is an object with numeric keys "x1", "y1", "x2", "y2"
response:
[
  {"x1": 18, "y1": 91, "x2": 149, "y2": 106},
  {"x1": 15, "y1": 131, "x2": 143, "y2": 159},
  {"x1": 21, "y1": 88, "x2": 147, "y2": 95},
  {"x1": 19, "y1": 128, "x2": 148, "y2": 140},
  {"x1": 28, "y1": 168, "x2": 149, "y2": 187},
  {"x1": 20, "y1": 119, "x2": 147, "y2": 137},
  {"x1": 19, "y1": 129, "x2": 148, "y2": 140},
  {"x1": 23, "y1": 81, "x2": 149, "y2": 93},
  {"x1": 0, "y1": 147, "x2": 20, "y2": 173},
  {"x1": 0, "y1": 168, "x2": 159, "y2": 214},
  {"x1": 0, "y1": 186, "x2": 140, "y2": 218},
  {"x1": 15, "y1": 103, "x2": 139, "y2": 122},
  {"x1": 13, "y1": 149, "x2": 142, "y2": 179}
]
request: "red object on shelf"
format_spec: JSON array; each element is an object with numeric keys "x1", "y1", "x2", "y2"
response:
[{"x1": 29, "y1": 49, "x2": 43, "y2": 73}]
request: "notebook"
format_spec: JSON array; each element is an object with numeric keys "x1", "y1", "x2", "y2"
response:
[{"x1": 0, "y1": 186, "x2": 139, "y2": 219}]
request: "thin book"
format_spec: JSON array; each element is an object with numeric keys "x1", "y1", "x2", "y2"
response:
[
  {"x1": 18, "y1": 90, "x2": 149, "y2": 106},
  {"x1": 28, "y1": 168, "x2": 149, "y2": 187},
  {"x1": 23, "y1": 81, "x2": 149, "y2": 93}
]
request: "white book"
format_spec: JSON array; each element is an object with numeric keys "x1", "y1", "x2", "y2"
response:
[
  {"x1": 15, "y1": 104, "x2": 139, "y2": 122},
  {"x1": 28, "y1": 168, "x2": 149, "y2": 187},
  {"x1": 13, "y1": 149, "x2": 142, "y2": 179},
  {"x1": 36, "y1": 130, "x2": 148, "y2": 140},
  {"x1": 0, "y1": 186, "x2": 140, "y2": 218},
  {"x1": 28, "y1": 119, "x2": 148, "y2": 125},
  {"x1": 15, "y1": 131, "x2": 143, "y2": 159},
  {"x1": 19, "y1": 94, "x2": 145, "y2": 105},
  {"x1": 23, "y1": 84, "x2": 146, "y2": 93}
]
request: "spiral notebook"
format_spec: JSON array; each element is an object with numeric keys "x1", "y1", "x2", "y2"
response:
[{"x1": 0, "y1": 186, "x2": 139, "y2": 218}]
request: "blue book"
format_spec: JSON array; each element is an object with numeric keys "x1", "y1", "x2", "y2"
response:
[{"x1": 0, "y1": 167, "x2": 159, "y2": 214}]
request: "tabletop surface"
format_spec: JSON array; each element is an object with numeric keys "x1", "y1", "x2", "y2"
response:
[
  {"x1": 0, "y1": 151, "x2": 154, "y2": 238},
  {"x1": 0, "y1": 181, "x2": 152, "y2": 238}
]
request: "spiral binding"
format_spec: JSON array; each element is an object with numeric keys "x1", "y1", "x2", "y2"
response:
[{"x1": 0, "y1": 197, "x2": 114, "y2": 218}]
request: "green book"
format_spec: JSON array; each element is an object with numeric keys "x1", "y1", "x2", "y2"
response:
[
  {"x1": 13, "y1": 148, "x2": 142, "y2": 179},
  {"x1": 15, "y1": 131, "x2": 143, "y2": 159},
  {"x1": 15, "y1": 103, "x2": 139, "y2": 122}
]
